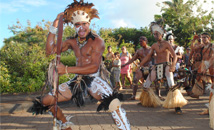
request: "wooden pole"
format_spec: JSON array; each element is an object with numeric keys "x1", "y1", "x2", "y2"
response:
[{"x1": 53, "y1": 15, "x2": 63, "y2": 130}]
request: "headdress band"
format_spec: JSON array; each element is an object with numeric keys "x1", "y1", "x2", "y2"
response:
[
  {"x1": 150, "y1": 22, "x2": 164, "y2": 35},
  {"x1": 63, "y1": 0, "x2": 99, "y2": 25}
]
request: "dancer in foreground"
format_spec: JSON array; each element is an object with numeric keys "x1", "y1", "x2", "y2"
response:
[{"x1": 31, "y1": 1, "x2": 130, "y2": 130}]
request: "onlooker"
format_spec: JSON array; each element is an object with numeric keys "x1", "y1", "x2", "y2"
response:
[
  {"x1": 112, "y1": 52, "x2": 121, "y2": 90},
  {"x1": 120, "y1": 46, "x2": 132, "y2": 89},
  {"x1": 105, "y1": 46, "x2": 115, "y2": 86},
  {"x1": 105, "y1": 46, "x2": 114, "y2": 70},
  {"x1": 183, "y1": 47, "x2": 191, "y2": 69}
]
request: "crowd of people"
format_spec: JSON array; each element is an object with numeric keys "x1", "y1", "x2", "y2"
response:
[
  {"x1": 103, "y1": 25, "x2": 213, "y2": 129},
  {"x1": 30, "y1": 0, "x2": 213, "y2": 130}
]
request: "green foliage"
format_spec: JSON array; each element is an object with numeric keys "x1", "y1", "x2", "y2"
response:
[
  {"x1": 59, "y1": 74, "x2": 75, "y2": 84},
  {"x1": 119, "y1": 40, "x2": 135, "y2": 54},
  {"x1": 1, "y1": 20, "x2": 50, "y2": 94},
  {"x1": 0, "y1": 20, "x2": 78, "y2": 94},
  {"x1": 111, "y1": 27, "x2": 156, "y2": 50},
  {"x1": 0, "y1": 62, "x2": 11, "y2": 93},
  {"x1": 156, "y1": 0, "x2": 214, "y2": 47},
  {"x1": 63, "y1": 25, "x2": 76, "y2": 40},
  {"x1": 99, "y1": 27, "x2": 155, "y2": 58},
  {"x1": 61, "y1": 51, "x2": 76, "y2": 66},
  {"x1": 99, "y1": 28, "x2": 119, "y2": 57}
]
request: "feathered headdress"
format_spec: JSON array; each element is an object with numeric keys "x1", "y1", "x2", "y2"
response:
[
  {"x1": 165, "y1": 31, "x2": 174, "y2": 40},
  {"x1": 150, "y1": 21, "x2": 164, "y2": 35},
  {"x1": 63, "y1": 0, "x2": 100, "y2": 24}
]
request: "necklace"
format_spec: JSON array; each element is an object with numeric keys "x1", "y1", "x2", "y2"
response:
[
  {"x1": 77, "y1": 37, "x2": 87, "y2": 49},
  {"x1": 158, "y1": 42, "x2": 162, "y2": 49}
]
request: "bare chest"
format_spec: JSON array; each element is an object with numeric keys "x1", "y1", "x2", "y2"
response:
[
  {"x1": 138, "y1": 48, "x2": 150, "y2": 58},
  {"x1": 202, "y1": 44, "x2": 213, "y2": 60},
  {"x1": 154, "y1": 44, "x2": 168, "y2": 53},
  {"x1": 72, "y1": 41, "x2": 93, "y2": 65}
]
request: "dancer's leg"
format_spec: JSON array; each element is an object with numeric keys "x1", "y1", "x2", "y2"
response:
[
  {"x1": 88, "y1": 77, "x2": 130, "y2": 130},
  {"x1": 42, "y1": 83, "x2": 72, "y2": 124}
]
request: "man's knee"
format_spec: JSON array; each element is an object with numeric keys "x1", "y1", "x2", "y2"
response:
[
  {"x1": 109, "y1": 98, "x2": 121, "y2": 112},
  {"x1": 41, "y1": 95, "x2": 55, "y2": 106}
]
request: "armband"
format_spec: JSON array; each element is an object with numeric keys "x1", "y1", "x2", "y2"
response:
[{"x1": 49, "y1": 26, "x2": 57, "y2": 35}]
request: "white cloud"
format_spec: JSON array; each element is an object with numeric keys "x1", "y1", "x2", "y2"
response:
[
  {"x1": 18, "y1": 0, "x2": 47, "y2": 7},
  {"x1": 0, "y1": 3, "x2": 18, "y2": 13},
  {"x1": 90, "y1": 0, "x2": 213, "y2": 29},
  {"x1": 89, "y1": 0, "x2": 163, "y2": 28},
  {"x1": 0, "y1": 0, "x2": 47, "y2": 13},
  {"x1": 111, "y1": 19, "x2": 136, "y2": 28}
]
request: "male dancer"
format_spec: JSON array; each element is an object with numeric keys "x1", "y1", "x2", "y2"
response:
[
  {"x1": 31, "y1": 1, "x2": 130, "y2": 130},
  {"x1": 122, "y1": 36, "x2": 152, "y2": 100},
  {"x1": 184, "y1": 35, "x2": 204, "y2": 98},
  {"x1": 166, "y1": 33, "x2": 184, "y2": 79},
  {"x1": 197, "y1": 32, "x2": 213, "y2": 115},
  {"x1": 138, "y1": 22, "x2": 187, "y2": 114}
]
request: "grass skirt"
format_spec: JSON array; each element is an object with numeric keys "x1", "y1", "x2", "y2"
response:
[
  {"x1": 139, "y1": 88, "x2": 162, "y2": 107},
  {"x1": 163, "y1": 89, "x2": 187, "y2": 108},
  {"x1": 209, "y1": 94, "x2": 214, "y2": 129}
]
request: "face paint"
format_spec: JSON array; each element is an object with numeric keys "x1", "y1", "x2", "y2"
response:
[{"x1": 75, "y1": 25, "x2": 83, "y2": 33}]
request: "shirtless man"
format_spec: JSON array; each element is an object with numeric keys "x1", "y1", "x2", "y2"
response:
[
  {"x1": 189, "y1": 35, "x2": 203, "y2": 70},
  {"x1": 31, "y1": 1, "x2": 130, "y2": 130},
  {"x1": 197, "y1": 32, "x2": 213, "y2": 115},
  {"x1": 188, "y1": 35, "x2": 204, "y2": 98},
  {"x1": 138, "y1": 22, "x2": 187, "y2": 114},
  {"x1": 122, "y1": 36, "x2": 152, "y2": 100}
]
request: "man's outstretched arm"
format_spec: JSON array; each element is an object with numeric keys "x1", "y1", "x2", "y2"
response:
[
  {"x1": 122, "y1": 52, "x2": 138, "y2": 67},
  {"x1": 139, "y1": 49, "x2": 153, "y2": 67}
]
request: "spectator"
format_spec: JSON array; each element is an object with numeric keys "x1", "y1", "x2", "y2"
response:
[
  {"x1": 120, "y1": 46, "x2": 132, "y2": 89},
  {"x1": 112, "y1": 52, "x2": 122, "y2": 90},
  {"x1": 183, "y1": 47, "x2": 191, "y2": 69},
  {"x1": 105, "y1": 46, "x2": 115, "y2": 86}
]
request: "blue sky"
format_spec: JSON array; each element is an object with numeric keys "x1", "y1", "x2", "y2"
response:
[{"x1": 0, "y1": 0, "x2": 212, "y2": 49}]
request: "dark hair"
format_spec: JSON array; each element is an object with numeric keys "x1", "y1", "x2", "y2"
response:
[
  {"x1": 139, "y1": 36, "x2": 148, "y2": 43},
  {"x1": 107, "y1": 46, "x2": 112, "y2": 49},
  {"x1": 114, "y1": 52, "x2": 119, "y2": 56},
  {"x1": 201, "y1": 32, "x2": 211, "y2": 38}
]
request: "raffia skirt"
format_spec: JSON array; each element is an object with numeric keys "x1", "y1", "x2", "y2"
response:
[
  {"x1": 163, "y1": 89, "x2": 188, "y2": 108},
  {"x1": 139, "y1": 88, "x2": 162, "y2": 107}
]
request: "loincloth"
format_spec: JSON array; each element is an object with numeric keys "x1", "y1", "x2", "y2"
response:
[
  {"x1": 140, "y1": 66, "x2": 152, "y2": 79},
  {"x1": 67, "y1": 74, "x2": 113, "y2": 106},
  {"x1": 155, "y1": 62, "x2": 171, "y2": 80},
  {"x1": 199, "y1": 60, "x2": 212, "y2": 83},
  {"x1": 67, "y1": 75, "x2": 95, "y2": 107}
]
